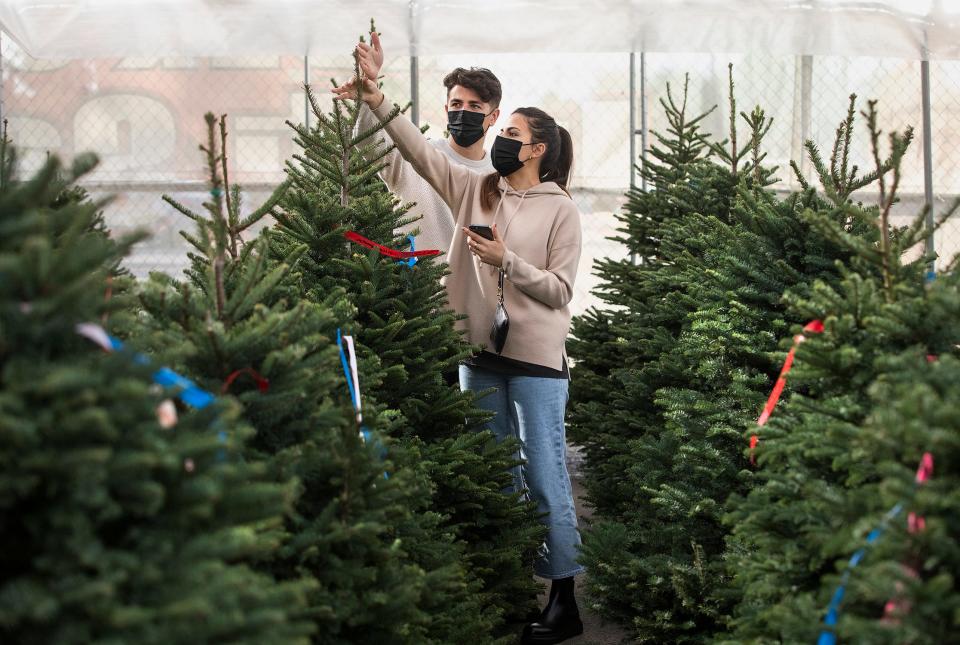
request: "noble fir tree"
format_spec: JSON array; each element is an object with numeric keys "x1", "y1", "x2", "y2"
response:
[
  {"x1": 569, "y1": 75, "x2": 879, "y2": 642},
  {"x1": 137, "y1": 113, "x2": 495, "y2": 644},
  {"x1": 269, "y1": 40, "x2": 545, "y2": 630},
  {"x1": 567, "y1": 75, "x2": 727, "y2": 520},
  {"x1": 0, "y1": 143, "x2": 313, "y2": 642},
  {"x1": 817, "y1": 317, "x2": 960, "y2": 644},
  {"x1": 724, "y1": 101, "x2": 960, "y2": 644},
  {"x1": 568, "y1": 74, "x2": 767, "y2": 639}
]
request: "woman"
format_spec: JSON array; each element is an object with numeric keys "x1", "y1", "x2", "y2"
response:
[{"x1": 335, "y1": 43, "x2": 584, "y2": 645}]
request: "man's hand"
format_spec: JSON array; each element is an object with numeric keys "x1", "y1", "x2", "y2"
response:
[{"x1": 463, "y1": 224, "x2": 506, "y2": 268}]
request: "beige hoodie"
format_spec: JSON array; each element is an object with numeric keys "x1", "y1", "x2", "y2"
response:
[
  {"x1": 373, "y1": 97, "x2": 582, "y2": 371},
  {"x1": 354, "y1": 103, "x2": 493, "y2": 253}
]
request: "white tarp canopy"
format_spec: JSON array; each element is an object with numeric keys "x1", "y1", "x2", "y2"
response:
[{"x1": 2, "y1": 1, "x2": 960, "y2": 61}]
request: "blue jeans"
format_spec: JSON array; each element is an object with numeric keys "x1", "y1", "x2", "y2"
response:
[{"x1": 459, "y1": 364, "x2": 585, "y2": 579}]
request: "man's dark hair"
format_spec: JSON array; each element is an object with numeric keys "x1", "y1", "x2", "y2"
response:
[{"x1": 442, "y1": 67, "x2": 502, "y2": 108}]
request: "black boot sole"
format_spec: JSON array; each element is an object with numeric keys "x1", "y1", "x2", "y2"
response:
[{"x1": 520, "y1": 620, "x2": 584, "y2": 644}]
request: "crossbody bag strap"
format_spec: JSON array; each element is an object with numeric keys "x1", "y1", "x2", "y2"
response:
[{"x1": 497, "y1": 268, "x2": 505, "y2": 305}]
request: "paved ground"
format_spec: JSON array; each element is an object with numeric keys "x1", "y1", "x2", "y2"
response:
[{"x1": 528, "y1": 445, "x2": 632, "y2": 645}]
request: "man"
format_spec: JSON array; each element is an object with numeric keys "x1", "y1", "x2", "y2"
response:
[{"x1": 355, "y1": 31, "x2": 501, "y2": 254}]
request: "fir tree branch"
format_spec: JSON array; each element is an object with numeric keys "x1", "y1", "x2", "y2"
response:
[
  {"x1": 742, "y1": 106, "x2": 774, "y2": 190},
  {"x1": 897, "y1": 196, "x2": 959, "y2": 267},
  {"x1": 349, "y1": 102, "x2": 407, "y2": 148},
  {"x1": 203, "y1": 113, "x2": 226, "y2": 226},
  {"x1": 229, "y1": 184, "x2": 243, "y2": 225},
  {"x1": 219, "y1": 114, "x2": 238, "y2": 259},
  {"x1": 300, "y1": 138, "x2": 345, "y2": 164},
  {"x1": 284, "y1": 165, "x2": 322, "y2": 194},
  {"x1": 804, "y1": 139, "x2": 842, "y2": 205},
  {"x1": 329, "y1": 96, "x2": 352, "y2": 208},
  {"x1": 178, "y1": 280, "x2": 193, "y2": 333},
  {"x1": 353, "y1": 139, "x2": 396, "y2": 168},
  {"x1": 237, "y1": 179, "x2": 292, "y2": 232},
  {"x1": 0, "y1": 119, "x2": 11, "y2": 190},
  {"x1": 304, "y1": 84, "x2": 336, "y2": 132},
  {"x1": 828, "y1": 103, "x2": 849, "y2": 192},
  {"x1": 728, "y1": 64, "x2": 738, "y2": 176},
  {"x1": 845, "y1": 165, "x2": 890, "y2": 194},
  {"x1": 231, "y1": 262, "x2": 296, "y2": 321},
  {"x1": 223, "y1": 236, "x2": 267, "y2": 319},
  {"x1": 873, "y1": 125, "x2": 914, "y2": 302},
  {"x1": 347, "y1": 162, "x2": 392, "y2": 192},
  {"x1": 212, "y1": 251, "x2": 226, "y2": 319},
  {"x1": 291, "y1": 152, "x2": 343, "y2": 185},
  {"x1": 201, "y1": 119, "x2": 231, "y2": 273},
  {"x1": 178, "y1": 229, "x2": 207, "y2": 255},
  {"x1": 162, "y1": 194, "x2": 202, "y2": 222},
  {"x1": 839, "y1": 94, "x2": 857, "y2": 192},
  {"x1": 225, "y1": 232, "x2": 258, "y2": 284}
]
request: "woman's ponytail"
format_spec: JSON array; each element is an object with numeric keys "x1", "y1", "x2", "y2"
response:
[
  {"x1": 513, "y1": 107, "x2": 574, "y2": 196},
  {"x1": 553, "y1": 125, "x2": 574, "y2": 193}
]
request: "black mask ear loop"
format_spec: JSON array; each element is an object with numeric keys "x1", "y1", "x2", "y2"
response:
[
  {"x1": 479, "y1": 110, "x2": 497, "y2": 136},
  {"x1": 523, "y1": 141, "x2": 543, "y2": 163}
]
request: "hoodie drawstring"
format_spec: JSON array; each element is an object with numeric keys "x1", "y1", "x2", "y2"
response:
[{"x1": 487, "y1": 187, "x2": 531, "y2": 276}]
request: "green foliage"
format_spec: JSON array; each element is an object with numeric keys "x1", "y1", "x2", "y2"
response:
[
  {"x1": 0, "y1": 146, "x2": 313, "y2": 643},
  {"x1": 136, "y1": 111, "x2": 498, "y2": 644},
  {"x1": 270, "y1": 72, "x2": 545, "y2": 634},
  {"x1": 724, "y1": 100, "x2": 960, "y2": 642},
  {"x1": 569, "y1": 75, "x2": 883, "y2": 642}
]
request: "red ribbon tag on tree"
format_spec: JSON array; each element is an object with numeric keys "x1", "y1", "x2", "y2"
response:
[
  {"x1": 222, "y1": 367, "x2": 270, "y2": 394},
  {"x1": 345, "y1": 231, "x2": 441, "y2": 259},
  {"x1": 750, "y1": 320, "x2": 824, "y2": 464}
]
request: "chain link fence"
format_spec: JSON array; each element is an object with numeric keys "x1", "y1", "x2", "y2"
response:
[{"x1": 3, "y1": 33, "x2": 957, "y2": 316}]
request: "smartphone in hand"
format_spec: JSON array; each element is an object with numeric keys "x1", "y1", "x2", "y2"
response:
[{"x1": 468, "y1": 224, "x2": 495, "y2": 241}]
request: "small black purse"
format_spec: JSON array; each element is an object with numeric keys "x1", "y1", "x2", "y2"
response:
[{"x1": 489, "y1": 268, "x2": 509, "y2": 354}]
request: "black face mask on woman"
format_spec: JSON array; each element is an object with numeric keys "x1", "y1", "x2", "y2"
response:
[
  {"x1": 447, "y1": 109, "x2": 489, "y2": 147},
  {"x1": 491, "y1": 135, "x2": 536, "y2": 177}
]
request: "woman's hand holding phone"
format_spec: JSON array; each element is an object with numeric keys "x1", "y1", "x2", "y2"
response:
[
  {"x1": 468, "y1": 225, "x2": 494, "y2": 240},
  {"x1": 463, "y1": 224, "x2": 506, "y2": 268}
]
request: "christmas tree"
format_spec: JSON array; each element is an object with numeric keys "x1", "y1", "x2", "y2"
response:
[
  {"x1": 269, "y1": 40, "x2": 545, "y2": 630},
  {"x1": 817, "y1": 319, "x2": 960, "y2": 644},
  {"x1": 724, "y1": 101, "x2": 960, "y2": 643},
  {"x1": 0, "y1": 140, "x2": 313, "y2": 643},
  {"x1": 568, "y1": 75, "x2": 725, "y2": 520},
  {"x1": 569, "y1": 76, "x2": 879, "y2": 642},
  {"x1": 136, "y1": 113, "x2": 497, "y2": 643}
]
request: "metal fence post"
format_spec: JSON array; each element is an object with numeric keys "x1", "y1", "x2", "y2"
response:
[
  {"x1": 410, "y1": 57, "x2": 419, "y2": 126},
  {"x1": 921, "y1": 52, "x2": 935, "y2": 273},
  {"x1": 409, "y1": 1, "x2": 419, "y2": 126},
  {"x1": 798, "y1": 55, "x2": 813, "y2": 181},
  {"x1": 0, "y1": 31, "x2": 4, "y2": 127},
  {"x1": 628, "y1": 52, "x2": 648, "y2": 265},
  {"x1": 640, "y1": 51, "x2": 648, "y2": 193},
  {"x1": 629, "y1": 51, "x2": 636, "y2": 189}
]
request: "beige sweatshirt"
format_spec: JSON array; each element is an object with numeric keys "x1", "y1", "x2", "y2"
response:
[
  {"x1": 373, "y1": 97, "x2": 582, "y2": 371},
  {"x1": 355, "y1": 103, "x2": 494, "y2": 254}
]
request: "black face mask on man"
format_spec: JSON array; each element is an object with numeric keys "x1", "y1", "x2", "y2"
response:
[
  {"x1": 447, "y1": 109, "x2": 490, "y2": 147},
  {"x1": 491, "y1": 135, "x2": 536, "y2": 177}
]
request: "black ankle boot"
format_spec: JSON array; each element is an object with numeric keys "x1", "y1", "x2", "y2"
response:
[{"x1": 521, "y1": 577, "x2": 583, "y2": 644}]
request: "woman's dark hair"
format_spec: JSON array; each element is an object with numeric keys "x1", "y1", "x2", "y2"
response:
[
  {"x1": 481, "y1": 107, "x2": 573, "y2": 209},
  {"x1": 443, "y1": 67, "x2": 502, "y2": 107}
]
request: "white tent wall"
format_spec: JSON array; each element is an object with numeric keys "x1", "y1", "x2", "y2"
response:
[
  {"x1": 3, "y1": 3, "x2": 960, "y2": 314},
  {"x1": 3, "y1": 1, "x2": 960, "y2": 60}
]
